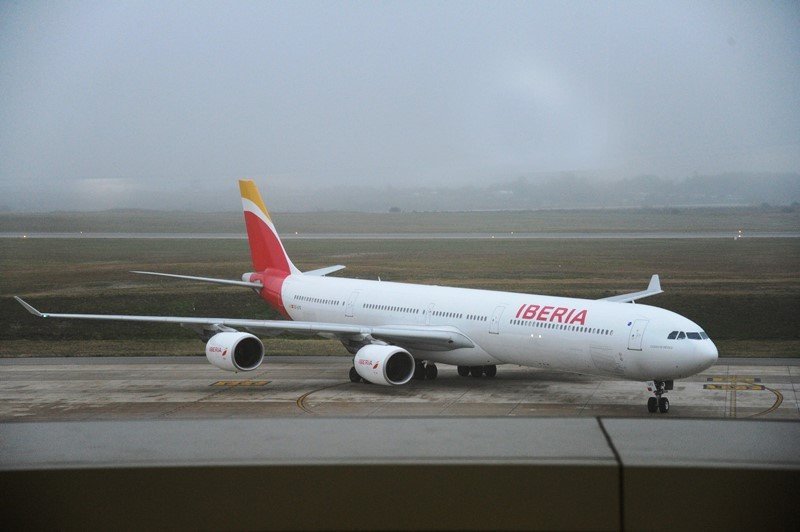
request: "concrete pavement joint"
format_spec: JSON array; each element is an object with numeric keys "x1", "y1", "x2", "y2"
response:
[{"x1": 577, "y1": 382, "x2": 603, "y2": 415}]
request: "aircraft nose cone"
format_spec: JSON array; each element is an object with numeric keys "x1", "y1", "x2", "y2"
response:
[{"x1": 697, "y1": 340, "x2": 718, "y2": 370}]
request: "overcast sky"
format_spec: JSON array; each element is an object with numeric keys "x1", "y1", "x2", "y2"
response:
[{"x1": 1, "y1": 0, "x2": 798, "y2": 211}]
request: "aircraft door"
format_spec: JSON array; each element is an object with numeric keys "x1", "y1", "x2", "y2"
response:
[
  {"x1": 345, "y1": 291, "x2": 360, "y2": 318},
  {"x1": 627, "y1": 319, "x2": 648, "y2": 350},
  {"x1": 424, "y1": 303, "x2": 434, "y2": 326},
  {"x1": 489, "y1": 305, "x2": 505, "y2": 334}
]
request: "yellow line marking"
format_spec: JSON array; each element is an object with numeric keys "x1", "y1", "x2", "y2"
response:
[
  {"x1": 212, "y1": 380, "x2": 270, "y2": 387},
  {"x1": 296, "y1": 382, "x2": 348, "y2": 415},
  {"x1": 704, "y1": 377, "x2": 784, "y2": 418},
  {"x1": 708, "y1": 376, "x2": 759, "y2": 383},
  {"x1": 704, "y1": 384, "x2": 765, "y2": 391},
  {"x1": 749, "y1": 386, "x2": 784, "y2": 418}
]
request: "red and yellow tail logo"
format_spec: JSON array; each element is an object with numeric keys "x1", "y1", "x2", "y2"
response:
[{"x1": 239, "y1": 179, "x2": 299, "y2": 275}]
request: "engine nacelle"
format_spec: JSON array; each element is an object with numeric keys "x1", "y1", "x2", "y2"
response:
[
  {"x1": 354, "y1": 344, "x2": 415, "y2": 386},
  {"x1": 205, "y1": 332, "x2": 265, "y2": 372}
]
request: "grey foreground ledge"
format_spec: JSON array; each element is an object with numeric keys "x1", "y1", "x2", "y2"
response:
[{"x1": 1, "y1": 418, "x2": 797, "y2": 531}]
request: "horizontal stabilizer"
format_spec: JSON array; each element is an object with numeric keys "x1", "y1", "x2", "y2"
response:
[
  {"x1": 600, "y1": 274, "x2": 663, "y2": 303},
  {"x1": 130, "y1": 271, "x2": 263, "y2": 289},
  {"x1": 303, "y1": 265, "x2": 346, "y2": 276}
]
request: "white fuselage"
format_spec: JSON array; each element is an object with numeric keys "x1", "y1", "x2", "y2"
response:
[{"x1": 282, "y1": 274, "x2": 718, "y2": 381}]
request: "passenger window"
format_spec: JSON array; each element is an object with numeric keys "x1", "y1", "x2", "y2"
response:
[
  {"x1": 677, "y1": 332, "x2": 686, "y2": 339},
  {"x1": 667, "y1": 331, "x2": 678, "y2": 340}
]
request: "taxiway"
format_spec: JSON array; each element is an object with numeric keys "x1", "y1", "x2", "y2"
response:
[{"x1": 1, "y1": 356, "x2": 797, "y2": 421}]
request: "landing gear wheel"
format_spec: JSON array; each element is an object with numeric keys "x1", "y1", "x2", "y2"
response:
[
  {"x1": 457, "y1": 366, "x2": 470, "y2": 377},
  {"x1": 349, "y1": 367, "x2": 361, "y2": 383},
  {"x1": 647, "y1": 397, "x2": 657, "y2": 413},
  {"x1": 658, "y1": 397, "x2": 670, "y2": 413},
  {"x1": 647, "y1": 380, "x2": 670, "y2": 413},
  {"x1": 425, "y1": 363, "x2": 438, "y2": 380},
  {"x1": 484, "y1": 365, "x2": 497, "y2": 378},
  {"x1": 413, "y1": 361, "x2": 426, "y2": 380},
  {"x1": 470, "y1": 366, "x2": 484, "y2": 378}
]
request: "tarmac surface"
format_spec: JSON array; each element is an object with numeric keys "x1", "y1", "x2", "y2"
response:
[{"x1": 1, "y1": 356, "x2": 798, "y2": 421}]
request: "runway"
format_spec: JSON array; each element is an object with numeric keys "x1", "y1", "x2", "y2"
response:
[{"x1": 1, "y1": 356, "x2": 797, "y2": 421}]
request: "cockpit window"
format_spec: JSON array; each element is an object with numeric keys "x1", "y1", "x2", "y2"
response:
[{"x1": 668, "y1": 330, "x2": 709, "y2": 340}]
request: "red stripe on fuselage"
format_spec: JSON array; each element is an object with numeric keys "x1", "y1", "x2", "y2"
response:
[{"x1": 248, "y1": 269, "x2": 290, "y2": 318}]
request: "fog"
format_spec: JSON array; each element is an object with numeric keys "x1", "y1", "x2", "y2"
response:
[{"x1": 1, "y1": 1, "x2": 798, "y2": 211}]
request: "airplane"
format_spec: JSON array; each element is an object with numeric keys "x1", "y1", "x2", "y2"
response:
[{"x1": 15, "y1": 179, "x2": 718, "y2": 413}]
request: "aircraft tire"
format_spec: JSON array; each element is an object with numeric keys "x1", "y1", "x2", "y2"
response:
[
  {"x1": 349, "y1": 367, "x2": 361, "y2": 383},
  {"x1": 457, "y1": 366, "x2": 470, "y2": 377},
  {"x1": 425, "y1": 363, "x2": 438, "y2": 380},
  {"x1": 647, "y1": 397, "x2": 658, "y2": 413},
  {"x1": 658, "y1": 397, "x2": 670, "y2": 413},
  {"x1": 470, "y1": 366, "x2": 484, "y2": 378},
  {"x1": 484, "y1": 365, "x2": 497, "y2": 378}
]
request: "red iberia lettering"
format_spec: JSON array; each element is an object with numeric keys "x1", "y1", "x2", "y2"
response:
[
  {"x1": 551, "y1": 307, "x2": 568, "y2": 323},
  {"x1": 514, "y1": 303, "x2": 588, "y2": 325},
  {"x1": 522, "y1": 304, "x2": 540, "y2": 320},
  {"x1": 569, "y1": 309, "x2": 587, "y2": 325}
]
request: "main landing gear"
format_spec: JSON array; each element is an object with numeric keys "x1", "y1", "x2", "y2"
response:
[
  {"x1": 646, "y1": 380, "x2": 672, "y2": 413},
  {"x1": 413, "y1": 361, "x2": 438, "y2": 380},
  {"x1": 457, "y1": 365, "x2": 497, "y2": 378}
]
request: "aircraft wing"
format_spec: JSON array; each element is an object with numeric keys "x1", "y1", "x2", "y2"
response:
[
  {"x1": 600, "y1": 274, "x2": 663, "y2": 303},
  {"x1": 14, "y1": 297, "x2": 473, "y2": 351}
]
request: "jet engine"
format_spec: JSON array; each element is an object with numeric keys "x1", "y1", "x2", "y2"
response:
[
  {"x1": 205, "y1": 332, "x2": 265, "y2": 372},
  {"x1": 354, "y1": 344, "x2": 415, "y2": 385}
]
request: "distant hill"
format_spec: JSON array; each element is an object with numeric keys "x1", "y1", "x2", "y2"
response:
[
  {"x1": 1, "y1": 172, "x2": 798, "y2": 214},
  {"x1": 284, "y1": 172, "x2": 800, "y2": 212},
  {"x1": 1, "y1": 204, "x2": 798, "y2": 235}
]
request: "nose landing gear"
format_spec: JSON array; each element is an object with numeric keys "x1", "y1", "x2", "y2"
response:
[{"x1": 646, "y1": 380, "x2": 671, "y2": 413}]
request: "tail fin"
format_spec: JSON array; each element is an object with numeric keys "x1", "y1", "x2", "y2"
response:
[{"x1": 238, "y1": 179, "x2": 299, "y2": 275}]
